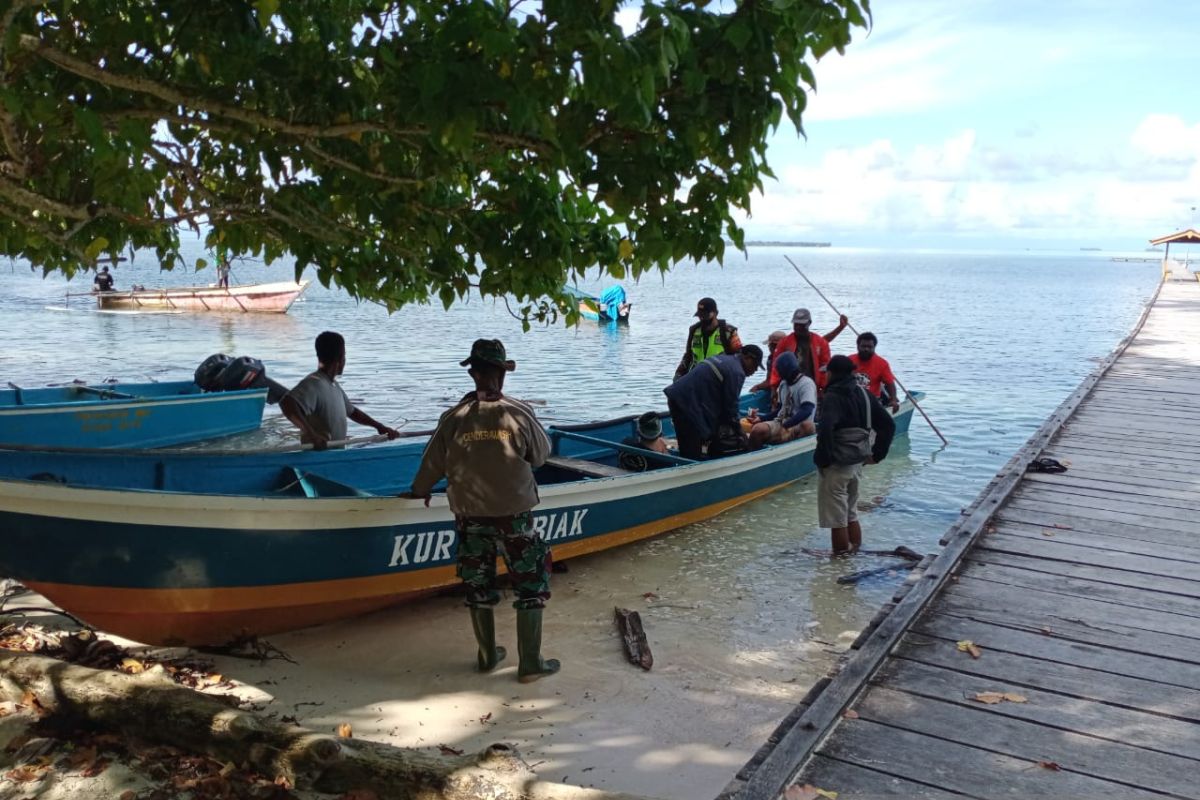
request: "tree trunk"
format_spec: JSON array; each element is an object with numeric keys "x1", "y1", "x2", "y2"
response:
[{"x1": 0, "y1": 650, "x2": 655, "y2": 800}]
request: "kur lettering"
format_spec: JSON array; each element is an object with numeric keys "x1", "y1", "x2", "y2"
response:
[{"x1": 387, "y1": 509, "x2": 589, "y2": 567}]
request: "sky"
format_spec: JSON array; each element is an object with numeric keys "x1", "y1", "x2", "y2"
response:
[{"x1": 633, "y1": 0, "x2": 1200, "y2": 250}]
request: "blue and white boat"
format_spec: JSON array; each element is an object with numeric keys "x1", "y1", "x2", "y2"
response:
[
  {"x1": 0, "y1": 392, "x2": 919, "y2": 646},
  {"x1": 0, "y1": 380, "x2": 268, "y2": 449}
]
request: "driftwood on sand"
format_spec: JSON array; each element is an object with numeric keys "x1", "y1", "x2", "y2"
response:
[
  {"x1": 0, "y1": 649, "x2": 655, "y2": 800},
  {"x1": 612, "y1": 608, "x2": 653, "y2": 671}
]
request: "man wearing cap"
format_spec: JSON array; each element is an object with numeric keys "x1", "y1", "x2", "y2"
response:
[
  {"x1": 618, "y1": 411, "x2": 671, "y2": 471},
  {"x1": 814, "y1": 355, "x2": 896, "y2": 554},
  {"x1": 281, "y1": 331, "x2": 401, "y2": 450},
  {"x1": 747, "y1": 350, "x2": 817, "y2": 449},
  {"x1": 408, "y1": 339, "x2": 559, "y2": 683},
  {"x1": 663, "y1": 346, "x2": 764, "y2": 459},
  {"x1": 750, "y1": 330, "x2": 787, "y2": 393},
  {"x1": 674, "y1": 297, "x2": 743, "y2": 380},
  {"x1": 768, "y1": 309, "x2": 849, "y2": 394}
]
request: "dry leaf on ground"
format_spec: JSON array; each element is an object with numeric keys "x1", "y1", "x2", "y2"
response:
[
  {"x1": 1038, "y1": 760, "x2": 1061, "y2": 771},
  {"x1": 5, "y1": 763, "x2": 50, "y2": 783},
  {"x1": 785, "y1": 785, "x2": 839, "y2": 800},
  {"x1": 971, "y1": 692, "x2": 1028, "y2": 705},
  {"x1": 956, "y1": 640, "x2": 983, "y2": 659},
  {"x1": 337, "y1": 722, "x2": 353, "y2": 738},
  {"x1": 1041, "y1": 530, "x2": 1055, "y2": 537},
  {"x1": 842, "y1": 709, "x2": 859, "y2": 719},
  {"x1": 119, "y1": 658, "x2": 145, "y2": 674},
  {"x1": 438, "y1": 744, "x2": 465, "y2": 756}
]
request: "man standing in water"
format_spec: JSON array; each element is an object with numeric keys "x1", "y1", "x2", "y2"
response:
[
  {"x1": 814, "y1": 355, "x2": 895, "y2": 554},
  {"x1": 675, "y1": 297, "x2": 742, "y2": 379},
  {"x1": 408, "y1": 339, "x2": 559, "y2": 683},
  {"x1": 280, "y1": 331, "x2": 400, "y2": 449}
]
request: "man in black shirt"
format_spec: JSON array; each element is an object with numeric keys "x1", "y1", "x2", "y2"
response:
[
  {"x1": 814, "y1": 355, "x2": 896, "y2": 554},
  {"x1": 92, "y1": 266, "x2": 114, "y2": 292}
]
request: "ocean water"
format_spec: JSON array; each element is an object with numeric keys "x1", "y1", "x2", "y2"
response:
[{"x1": 0, "y1": 245, "x2": 1159, "y2": 661}]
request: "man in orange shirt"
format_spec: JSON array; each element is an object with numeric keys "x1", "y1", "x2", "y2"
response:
[
  {"x1": 767, "y1": 308, "x2": 849, "y2": 393},
  {"x1": 849, "y1": 331, "x2": 900, "y2": 413}
]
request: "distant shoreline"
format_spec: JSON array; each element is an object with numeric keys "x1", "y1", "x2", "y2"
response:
[{"x1": 741, "y1": 241, "x2": 832, "y2": 248}]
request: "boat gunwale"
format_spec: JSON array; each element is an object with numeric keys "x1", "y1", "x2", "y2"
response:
[{"x1": 0, "y1": 386, "x2": 268, "y2": 415}]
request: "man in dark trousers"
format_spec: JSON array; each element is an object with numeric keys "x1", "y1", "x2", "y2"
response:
[
  {"x1": 674, "y1": 297, "x2": 743, "y2": 379},
  {"x1": 408, "y1": 339, "x2": 559, "y2": 683},
  {"x1": 814, "y1": 355, "x2": 896, "y2": 554},
  {"x1": 664, "y1": 345, "x2": 763, "y2": 459}
]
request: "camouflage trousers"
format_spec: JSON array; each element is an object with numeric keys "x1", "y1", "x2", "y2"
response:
[{"x1": 455, "y1": 511, "x2": 552, "y2": 610}]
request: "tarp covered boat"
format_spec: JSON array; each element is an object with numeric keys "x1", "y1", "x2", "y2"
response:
[
  {"x1": 0, "y1": 393, "x2": 919, "y2": 645},
  {"x1": 95, "y1": 281, "x2": 309, "y2": 313},
  {"x1": 563, "y1": 284, "x2": 631, "y2": 323},
  {"x1": 0, "y1": 380, "x2": 268, "y2": 449}
]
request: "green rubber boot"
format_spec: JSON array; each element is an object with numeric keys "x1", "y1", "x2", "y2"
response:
[
  {"x1": 516, "y1": 607, "x2": 560, "y2": 683},
  {"x1": 469, "y1": 606, "x2": 506, "y2": 672}
]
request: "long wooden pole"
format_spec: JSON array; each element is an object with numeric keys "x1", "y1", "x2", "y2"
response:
[{"x1": 784, "y1": 255, "x2": 949, "y2": 446}]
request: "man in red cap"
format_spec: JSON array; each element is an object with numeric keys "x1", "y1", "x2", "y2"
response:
[{"x1": 674, "y1": 297, "x2": 742, "y2": 379}]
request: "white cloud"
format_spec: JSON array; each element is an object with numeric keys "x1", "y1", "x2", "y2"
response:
[{"x1": 740, "y1": 114, "x2": 1200, "y2": 242}]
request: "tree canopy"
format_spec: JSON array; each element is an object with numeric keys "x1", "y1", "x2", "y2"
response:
[{"x1": 0, "y1": 0, "x2": 869, "y2": 320}]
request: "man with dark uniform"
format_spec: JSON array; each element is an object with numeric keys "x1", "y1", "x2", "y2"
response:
[
  {"x1": 92, "y1": 266, "x2": 114, "y2": 292},
  {"x1": 674, "y1": 297, "x2": 742, "y2": 379},
  {"x1": 408, "y1": 339, "x2": 559, "y2": 683}
]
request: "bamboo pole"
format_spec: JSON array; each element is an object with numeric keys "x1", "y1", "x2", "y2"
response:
[{"x1": 784, "y1": 255, "x2": 949, "y2": 446}]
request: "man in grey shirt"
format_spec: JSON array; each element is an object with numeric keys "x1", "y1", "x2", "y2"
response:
[{"x1": 280, "y1": 331, "x2": 399, "y2": 449}]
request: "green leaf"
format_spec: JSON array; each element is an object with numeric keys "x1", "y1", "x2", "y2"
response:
[
  {"x1": 83, "y1": 237, "x2": 109, "y2": 262},
  {"x1": 254, "y1": 0, "x2": 279, "y2": 28}
]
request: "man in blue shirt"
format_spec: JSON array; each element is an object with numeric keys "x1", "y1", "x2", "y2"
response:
[{"x1": 663, "y1": 346, "x2": 763, "y2": 459}]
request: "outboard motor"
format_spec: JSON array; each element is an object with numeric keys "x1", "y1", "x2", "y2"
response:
[
  {"x1": 194, "y1": 354, "x2": 289, "y2": 405},
  {"x1": 194, "y1": 353, "x2": 233, "y2": 391}
]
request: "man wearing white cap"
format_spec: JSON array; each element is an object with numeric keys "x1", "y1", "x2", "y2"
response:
[{"x1": 767, "y1": 308, "x2": 848, "y2": 395}]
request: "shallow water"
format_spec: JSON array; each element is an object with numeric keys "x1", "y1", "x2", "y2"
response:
[{"x1": 0, "y1": 246, "x2": 1160, "y2": 795}]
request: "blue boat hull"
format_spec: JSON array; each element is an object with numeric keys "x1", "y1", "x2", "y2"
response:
[
  {"x1": 0, "y1": 393, "x2": 918, "y2": 645},
  {"x1": 0, "y1": 381, "x2": 267, "y2": 449}
]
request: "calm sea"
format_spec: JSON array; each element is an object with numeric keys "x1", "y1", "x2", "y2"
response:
[{"x1": 0, "y1": 244, "x2": 1159, "y2": 662}]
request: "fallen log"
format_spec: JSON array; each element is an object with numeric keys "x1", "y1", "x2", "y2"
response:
[
  {"x1": 0, "y1": 650, "x2": 655, "y2": 799},
  {"x1": 836, "y1": 560, "x2": 918, "y2": 585},
  {"x1": 613, "y1": 608, "x2": 653, "y2": 670}
]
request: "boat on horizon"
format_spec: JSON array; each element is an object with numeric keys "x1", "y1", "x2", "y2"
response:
[
  {"x1": 0, "y1": 380, "x2": 268, "y2": 449},
  {"x1": 92, "y1": 280, "x2": 309, "y2": 314},
  {"x1": 0, "y1": 392, "x2": 920, "y2": 646}
]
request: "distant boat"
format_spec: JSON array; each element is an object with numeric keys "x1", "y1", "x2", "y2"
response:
[
  {"x1": 92, "y1": 281, "x2": 309, "y2": 313},
  {"x1": 564, "y1": 284, "x2": 631, "y2": 324},
  {"x1": 0, "y1": 380, "x2": 267, "y2": 449}
]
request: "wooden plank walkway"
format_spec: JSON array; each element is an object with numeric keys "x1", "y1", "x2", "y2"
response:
[{"x1": 724, "y1": 278, "x2": 1200, "y2": 799}]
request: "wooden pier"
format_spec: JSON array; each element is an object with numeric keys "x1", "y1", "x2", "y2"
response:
[{"x1": 726, "y1": 278, "x2": 1200, "y2": 799}]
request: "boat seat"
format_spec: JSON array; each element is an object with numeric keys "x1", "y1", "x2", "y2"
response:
[
  {"x1": 279, "y1": 467, "x2": 375, "y2": 498},
  {"x1": 544, "y1": 455, "x2": 632, "y2": 479}
]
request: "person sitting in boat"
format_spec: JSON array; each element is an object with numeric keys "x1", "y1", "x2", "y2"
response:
[
  {"x1": 406, "y1": 338, "x2": 560, "y2": 683},
  {"x1": 618, "y1": 411, "x2": 671, "y2": 471},
  {"x1": 674, "y1": 297, "x2": 742, "y2": 379},
  {"x1": 747, "y1": 351, "x2": 817, "y2": 450},
  {"x1": 92, "y1": 266, "x2": 114, "y2": 293},
  {"x1": 749, "y1": 330, "x2": 787, "y2": 393},
  {"x1": 280, "y1": 331, "x2": 400, "y2": 450},
  {"x1": 663, "y1": 345, "x2": 763, "y2": 459},
  {"x1": 849, "y1": 331, "x2": 900, "y2": 413}
]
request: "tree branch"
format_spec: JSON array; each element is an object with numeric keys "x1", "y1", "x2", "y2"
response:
[
  {"x1": 302, "y1": 141, "x2": 426, "y2": 186},
  {"x1": 0, "y1": 175, "x2": 90, "y2": 220}
]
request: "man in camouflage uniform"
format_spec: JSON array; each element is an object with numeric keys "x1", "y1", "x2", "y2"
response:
[{"x1": 409, "y1": 339, "x2": 559, "y2": 682}]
